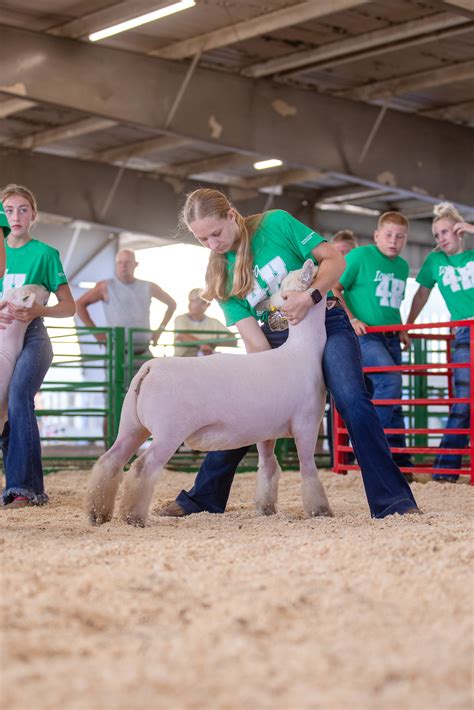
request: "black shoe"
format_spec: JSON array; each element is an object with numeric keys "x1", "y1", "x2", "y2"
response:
[{"x1": 432, "y1": 474, "x2": 459, "y2": 483}]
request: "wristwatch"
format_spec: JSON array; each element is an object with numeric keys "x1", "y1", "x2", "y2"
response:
[{"x1": 309, "y1": 288, "x2": 323, "y2": 305}]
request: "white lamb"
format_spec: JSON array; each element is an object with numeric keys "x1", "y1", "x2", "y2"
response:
[
  {"x1": 86, "y1": 260, "x2": 331, "y2": 527},
  {"x1": 0, "y1": 284, "x2": 49, "y2": 431}
]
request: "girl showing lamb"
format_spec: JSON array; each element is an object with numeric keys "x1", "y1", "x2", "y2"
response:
[
  {"x1": 88, "y1": 189, "x2": 420, "y2": 526},
  {"x1": 0, "y1": 184, "x2": 75, "y2": 510},
  {"x1": 159, "y1": 189, "x2": 420, "y2": 520}
]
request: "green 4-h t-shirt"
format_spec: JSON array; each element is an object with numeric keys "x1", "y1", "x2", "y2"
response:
[
  {"x1": 0, "y1": 201, "x2": 11, "y2": 238},
  {"x1": 339, "y1": 244, "x2": 409, "y2": 326},
  {"x1": 0, "y1": 239, "x2": 68, "y2": 298},
  {"x1": 416, "y1": 250, "x2": 473, "y2": 320},
  {"x1": 219, "y1": 210, "x2": 326, "y2": 326}
]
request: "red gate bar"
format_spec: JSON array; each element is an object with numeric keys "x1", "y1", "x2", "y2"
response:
[{"x1": 332, "y1": 319, "x2": 473, "y2": 483}]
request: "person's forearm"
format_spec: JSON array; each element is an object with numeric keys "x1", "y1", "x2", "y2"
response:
[
  {"x1": 406, "y1": 290, "x2": 429, "y2": 324},
  {"x1": 45, "y1": 300, "x2": 76, "y2": 319},
  {"x1": 157, "y1": 305, "x2": 176, "y2": 332},
  {"x1": 312, "y1": 253, "x2": 345, "y2": 295},
  {"x1": 175, "y1": 332, "x2": 201, "y2": 343},
  {"x1": 76, "y1": 304, "x2": 96, "y2": 327}
]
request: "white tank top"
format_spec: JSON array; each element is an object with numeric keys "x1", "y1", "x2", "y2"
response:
[{"x1": 103, "y1": 278, "x2": 152, "y2": 349}]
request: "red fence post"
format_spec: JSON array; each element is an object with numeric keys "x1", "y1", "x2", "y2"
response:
[{"x1": 331, "y1": 319, "x2": 473, "y2": 480}]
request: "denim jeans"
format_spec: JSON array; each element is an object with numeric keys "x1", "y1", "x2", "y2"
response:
[
  {"x1": 358, "y1": 332, "x2": 412, "y2": 468},
  {"x1": 176, "y1": 306, "x2": 417, "y2": 519},
  {"x1": 1, "y1": 318, "x2": 53, "y2": 504},
  {"x1": 433, "y1": 326, "x2": 471, "y2": 480}
]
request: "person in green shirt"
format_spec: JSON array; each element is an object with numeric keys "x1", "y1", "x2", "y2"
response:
[
  {"x1": 0, "y1": 199, "x2": 10, "y2": 277},
  {"x1": 406, "y1": 202, "x2": 474, "y2": 482},
  {"x1": 0, "y1": 184, "x2": 76, "y2": 509},
  {"x1": 159, "y1": 188, "x2": 419, "y2": 519},
  {"x1": 330, "y1": 229, "x2": 359, "y2": 257},
  {"x1": 334, "y1": 212, "x2": 413, "y2": 474}
]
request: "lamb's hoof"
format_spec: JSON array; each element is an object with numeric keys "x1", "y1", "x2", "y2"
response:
[
  {"x1": 88, "y1": 510, "x2": 112, "y2": 525},
  {"x1": 307, "y1": 506, "x2": 334, "y2": 518},
  {"x1": 122, "y1": 513, "x2": 146, "y2": 528},
  {"x1": 256, "y1": 503, "x2": 277, "y2": 516}
]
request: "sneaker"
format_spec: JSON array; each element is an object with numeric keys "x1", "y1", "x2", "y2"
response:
[
  {"x1": 432, "y1": 474, "x2": 459, "y2": 483},
  {"x1": 403, "y1": 507, "x2": 423, "y2": 515},
  {"x1": 1, "y1": 496, "x2": 31, "y2": 510},
  {"x1": 157, "y1": 501, "x2": 188, "y2": 517}
]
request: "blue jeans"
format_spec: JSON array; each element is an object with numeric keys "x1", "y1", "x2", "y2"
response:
[
  {"x1": 433, "y1": 326, "x2": 471, "y2": 480},
  {"x1": 176, "y1": 306, "x2": 417, "y2": 519},
  {"x1": 359, "y1": 332, "x2": 412, "y2": 468},
  {"x1": 1, "y1": 318, "x2": 53, "y2": 504}
]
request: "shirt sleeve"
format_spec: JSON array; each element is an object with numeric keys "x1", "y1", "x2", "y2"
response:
[
  {"x1": 0, "y1": 202, "x2": 11, "y2": 238},
  {"x1": 219, "y1": 296, "x2": 253, "y2": 327},
  {"x1": 45, "y1": 247, "x2": 68, "y2": 292},
  {"x1": 338, "y1": 247, "x2": 360, "y2": 289},
  {"x1": 271, "y1": 210, "x2": 326, "y2": 260},
  {"x1": 416, "y1": 254, "x2": 436, "y2": 289}
]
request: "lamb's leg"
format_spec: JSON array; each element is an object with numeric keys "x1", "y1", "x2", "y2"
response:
[
  {"x1": 255, "y1": 440, "x2": 281, "y2": 516},
  {"x1": 119, "y1": 441, "x2": 178, "y2": 527},
  {"x1": 294, "y1": 430, "x2": 333, "y2": 518},
  {"x1": 86, "y1": 430, "x2": 148, "y2": 525}
]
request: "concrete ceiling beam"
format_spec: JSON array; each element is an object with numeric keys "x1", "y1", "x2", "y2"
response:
[
  {"x1": 0, "y1": 97, "x2": 37, "y2": 118},
  {"x1": 243, "y1": 12, "x2": 469, "y2": 78},
  {"x1": 1, "y1": 26, "x2": 473, "y2": 206},
  {"x1": 5, "y1": 117, "x2": 117, "y2": 150},
  {"x1": 151, "y1": 0, "x2": 370, "y2": 59},
  {"x1": 336, "y1": 59, "x2": 474, "y2": 101}
]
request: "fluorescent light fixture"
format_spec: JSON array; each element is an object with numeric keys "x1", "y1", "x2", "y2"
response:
[
  {"x1": 316, "y1": 202, "x2": 380, "y2": 217},
  {"x1": 78, "y1": 282, "x2": 97, "y2": 289},
  {"x1": 89, "y1": 0, "x2": 196, "y2": 42},
  {"x1": 253, "y1": 159, "x2": 283, "y2": 171}
]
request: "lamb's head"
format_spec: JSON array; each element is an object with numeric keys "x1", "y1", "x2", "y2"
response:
[
  {"x1": 4, "y1": 285, "x2": 49, "y2": 309},
  {"x1": 269, "y1": 259, "x2": 318, "y2": 310}
]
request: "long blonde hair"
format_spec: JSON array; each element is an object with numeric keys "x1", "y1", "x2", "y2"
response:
[
  {"x1": 432, "y1": 202, "x2": 463, "y2": 251},
  {"x1": 181, "y1": 188, "x2": 261, "y2": 301}
]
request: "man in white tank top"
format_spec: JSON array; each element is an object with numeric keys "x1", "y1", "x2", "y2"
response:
[
  {"x1": 76, "y1": 249, "x2": 176, "y2": 356},
  {"x1": 174, "y1": 288, "x2": 237, "y2": 357}
]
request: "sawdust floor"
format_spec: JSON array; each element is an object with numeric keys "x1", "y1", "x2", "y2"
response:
[{"x1": 1, "y1": 468, "x2": 473, "y2": 710}]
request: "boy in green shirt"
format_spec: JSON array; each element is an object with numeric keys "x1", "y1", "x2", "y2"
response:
[
  {"x1": 407, "y1": 202, "x2": 473, "y2": 481},
  {"x1": 335, "y1": 211, "x2": 413, "y2": 472}
]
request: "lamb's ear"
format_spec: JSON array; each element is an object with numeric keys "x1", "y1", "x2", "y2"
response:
[
  {"x1": 23, "y1": 294, "x2": 36, "y2": 308},
  {"x1": 301, "y1": 259, "x2": 315, "y2": 285}
]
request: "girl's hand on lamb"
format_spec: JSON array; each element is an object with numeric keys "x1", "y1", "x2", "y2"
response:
[
  {"x1": 6, "y1": 300, "x2": 46, "y2": 322},
  {"x1": 281, "y1": 290, "x2": 312, "y2": 325},
  {"x1": 0, "y1": 300, "x2": 13, "y2": 328}
]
